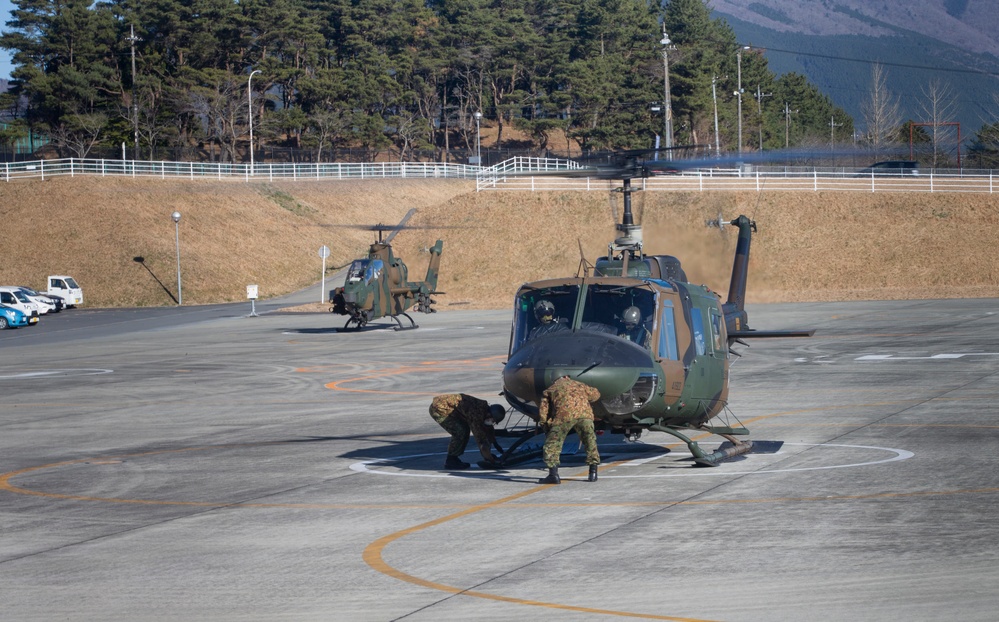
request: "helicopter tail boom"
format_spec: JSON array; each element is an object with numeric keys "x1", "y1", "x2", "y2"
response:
[{"x1": 424, "y1": 240, "x2": 444, "y2": 291}]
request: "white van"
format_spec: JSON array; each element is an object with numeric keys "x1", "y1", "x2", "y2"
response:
[
  {"x1": 0, "y1": 287, "x2": 41, "y2": 320},
  {"x1": 47, "y1": 275, "x2": 83, "y2": 307}
]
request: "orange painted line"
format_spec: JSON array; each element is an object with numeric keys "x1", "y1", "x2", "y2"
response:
[{"x1": 361, "y1": 480, "x2": 718, "y2": 622}]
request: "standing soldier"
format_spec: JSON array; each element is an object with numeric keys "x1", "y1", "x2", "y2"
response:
[
  {"x1": 430, "y1": 394, "x2": 506, "y2": 469},
  {"x1": 536, "y1": 376, "x2": 601, "y2": 484}
]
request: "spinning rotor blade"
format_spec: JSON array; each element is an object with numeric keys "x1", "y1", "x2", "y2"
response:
[{"x1": 488, "y1": 147, "x2": 866, "y2": 181}]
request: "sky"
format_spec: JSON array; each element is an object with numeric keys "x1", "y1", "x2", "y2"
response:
[{"x1": 0, "y1": 0, "x2": 12, "y2": 80}]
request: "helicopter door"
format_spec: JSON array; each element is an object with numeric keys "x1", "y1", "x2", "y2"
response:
[{"x1": 656, "y1": 298, "x2": 685, "y2": 403}]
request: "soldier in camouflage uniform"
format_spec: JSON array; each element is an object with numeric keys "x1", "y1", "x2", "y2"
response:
[
  {"x1": 536, "y1": 376, "x2": 601, "y2": 484},
  {"x1": 430, "y1": 394, "x2": 506, "y2": 469}
]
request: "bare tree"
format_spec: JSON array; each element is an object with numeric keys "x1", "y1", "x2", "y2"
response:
[
  {"x1": 304, "y1": 108, "x2": 351, "y2": 162},
  {"x1": 918, "y1": 79, "x2": 958, "y2": 167},
  {"x1": 50, "y1": 113, "x2": 107, "y2": 158},
  {"x1": 860, "y1": 63, "x2": 901, "y2": 157},
  {"x1": 184, "y1": 72, "x2": 246, "y2": 163}
]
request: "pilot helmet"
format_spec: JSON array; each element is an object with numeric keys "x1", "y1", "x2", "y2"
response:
[
  {"x1": 534, "y1": 300, "x2": 555, "y2": 324},
  {"x1": 488, "y1": 403, "x2": 506, "y2": 425},
  {"x1": 623, "y1": 306, "x2": 641, "y2": 329}
]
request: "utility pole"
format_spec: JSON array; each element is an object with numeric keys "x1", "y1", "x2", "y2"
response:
[
  {"x1": 830, "y1": 115, "x2": 842, "y2": 150},
  {"x1": 712, "y1": 76, "x2": 720, "y2": 156},
  {"x1": 755, "y1": 85, "x2": 772, "y2": 150},
  {"x1": 735, "y1": 47, "x2": 748, "y2": 154},
  {"x1": 126, "y1": 25, "x2": 141, "y2": 160},
  {"x1": 661, "y1": 28, "x2": 676, "y2": 158},
  {"x1": 783, "y1": 102, "x2": 798, "y2": 149}
]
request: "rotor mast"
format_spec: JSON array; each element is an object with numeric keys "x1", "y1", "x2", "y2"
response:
[{"x1": 609, "y1": 177, "x2": 643, "y2": 274}]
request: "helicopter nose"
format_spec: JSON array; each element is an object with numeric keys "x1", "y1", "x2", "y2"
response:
[{"x1": 503, "y1": 331, "x2": 656, "y2": 406}]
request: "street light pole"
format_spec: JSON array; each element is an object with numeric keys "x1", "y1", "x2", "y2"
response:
[
  {"x1": 712, "y1": 76, "x2": 720, "y2": 157},
  {"x1": 473, "y1": 111, "x2": 482, "y2": 165},
  {"x1": 661, "y1": 28, "x2": 675, "y2": 158},
  {"x1": 248, "y1": 70, "x2": 261, "y2": 175},
  {"x1": 172, "y1": 211, "x2": 182, "y2": 305},
  {"x1": 126, "y1": 25, "x2": 141, "y2": 160}
]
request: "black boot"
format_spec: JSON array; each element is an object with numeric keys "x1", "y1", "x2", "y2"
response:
[
  {"x1": 538, "y1": 467, "x2": 560, "y2": 485},
  {"x1": 444, "y1": 455, "x2": 470, "y2": 470},
  {"x1": 587, "y1": 465, "x2": 598, "y2": 482}
]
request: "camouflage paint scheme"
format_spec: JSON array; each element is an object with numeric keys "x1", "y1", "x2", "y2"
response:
[
  {"x1": 500, "y1": 215, "x2": 810, "y2": 465},
  {"x1": 330, "y1": 238, "x2": 443, "y2": 330}
]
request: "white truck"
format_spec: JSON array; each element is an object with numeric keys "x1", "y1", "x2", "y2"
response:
[{"x1": 47, "y1": 275, "x2": 83, "y2": 308}]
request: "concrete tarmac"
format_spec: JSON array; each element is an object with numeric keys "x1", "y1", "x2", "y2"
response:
[{"x1": 2, "y1": 299, "x2": 998, "y2": 621}]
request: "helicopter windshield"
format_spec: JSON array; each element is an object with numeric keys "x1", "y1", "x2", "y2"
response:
[
  {"x1": 511, "y1": 284, "x2": 657, "y2": 353},
  {"x1": 346, "y1": 259, "x2": 384, "y2": 284}
]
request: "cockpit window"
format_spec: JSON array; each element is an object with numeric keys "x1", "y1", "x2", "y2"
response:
[
  {"x1": 510, "y1": 283, "x2": 657, "y2": 354},
  {"x1": 346, "y1": 260, "x2": 383, "y2": 284}
]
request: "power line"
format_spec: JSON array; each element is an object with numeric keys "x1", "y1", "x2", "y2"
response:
[{"x1": 758, "y1": 45, "x2": 999, "y2": 79}]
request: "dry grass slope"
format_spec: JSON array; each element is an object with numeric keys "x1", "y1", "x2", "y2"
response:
[{"x1": 2, "y1": 177, "x2": 998, "y2": 308}]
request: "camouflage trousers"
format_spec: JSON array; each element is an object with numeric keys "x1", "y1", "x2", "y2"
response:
[
  {"x1": 431, "y1": 408, "x2": 471, "y2": 457},
  {"x1": 542, "y1": 418, "x2": 600, "y2": 468}
]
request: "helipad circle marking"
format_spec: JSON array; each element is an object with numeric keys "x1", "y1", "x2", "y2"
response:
[
  {"x1": 0, "y1": 368, "x2": 114, "y2": 379},
  {"x1": 349, "y1": 442, "x2": 913, "y2": 479}
]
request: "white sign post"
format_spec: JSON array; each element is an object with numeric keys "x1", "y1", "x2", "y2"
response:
[
  {"x1": 246, "y1": 284, "x2": 259, "y2": 317},
  {"x1": 319, "y1": 245, "x2": 331, "y2": 303}
]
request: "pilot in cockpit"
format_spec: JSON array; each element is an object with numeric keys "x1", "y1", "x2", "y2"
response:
[{"x1": 529, "y1": 299, "x2": 568, "y2": 338}]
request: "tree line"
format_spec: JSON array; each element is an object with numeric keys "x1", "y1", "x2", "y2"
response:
[{"x1": 0, "y1": 0, "x2": 927, "y2": 165}]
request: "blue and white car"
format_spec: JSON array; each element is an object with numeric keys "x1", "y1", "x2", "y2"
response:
[
  {"x1": 0, "y1": 287, "x2": 40, "y2": 320},
  {"x1": 0, "y1": 302, "x2": 33, "y2": 329}
]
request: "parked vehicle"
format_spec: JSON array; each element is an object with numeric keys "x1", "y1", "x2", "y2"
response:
[
  {"x1": 18, "y1": 286, "x2": 63, "y2": 312},
  {"x1": 0, "y1": 303, "x2": 35, "y2": 328},
  {"x1": 47, "y1": 275, "x2": 83, "y2": 307},
  {"x1": 0, "y1": 287, "x2": 41, "y2": 321},
  {"x1": 856, "y1": 160, "x2": 920, "y2": 177}
]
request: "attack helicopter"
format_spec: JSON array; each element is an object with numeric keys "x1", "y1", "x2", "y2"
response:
[
  {"x1": 488, "y1": 152, "x2": 814, "y2": 467},
  {"x1": 329, "y1": 209, "x2": 443, "y2": 331}
]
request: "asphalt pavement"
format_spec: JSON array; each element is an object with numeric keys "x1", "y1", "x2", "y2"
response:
[{"x1": 2, "y1": 298, "x2": 999, "y2": 621}]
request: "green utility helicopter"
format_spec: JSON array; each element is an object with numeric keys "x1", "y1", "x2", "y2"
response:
[
  {"x1": 329, "y1": 209, "x2": 443, "y2": 331},
  {"x1": 489, "y1": 153, "x2": 814, "y2": 467}
]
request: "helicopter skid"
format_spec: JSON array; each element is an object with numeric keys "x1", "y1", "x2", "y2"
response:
[
  {"x1": 693, "y1": 439, "x2": 754, "y2": 467},
  {"x1": 650, "y1": 425, "x2": 753, "y2": 467},
  {"x1": 392, "y1": 313, "x2": 419, "y2": 331}
]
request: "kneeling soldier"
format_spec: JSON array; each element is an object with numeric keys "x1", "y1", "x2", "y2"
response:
[{"x1": 430, "y1": 394, "x2": 506, "y2": 469}]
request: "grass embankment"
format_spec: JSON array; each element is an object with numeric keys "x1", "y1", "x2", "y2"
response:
[{"x1": 1, "y1": 176, "x2": 997, "y2": 308}]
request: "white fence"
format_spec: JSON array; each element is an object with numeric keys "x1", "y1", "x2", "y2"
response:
[
  {"x1": 2, "y1": 156, "x2": 996, "y2": 193},
  {"x1": 476, "y1": 158, "x2": 999, "y2": 194},
  {"x1": 1, "y1": 158, "x2": 478, "y2": 182}
]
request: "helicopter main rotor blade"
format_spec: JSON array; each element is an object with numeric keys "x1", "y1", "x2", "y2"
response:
[{"x1": 383, "y1": 208, "x2": 417, "y2": 244}]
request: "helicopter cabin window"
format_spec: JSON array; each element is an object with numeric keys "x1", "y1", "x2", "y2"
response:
[
  {"x1": 710, "y1": 310, "x2": 726, "y2": 357},
  {"x1": 691, "y1": 308, "x2": 707, "y2": 356},
  {"x1": 658, "y1": 301, "x2": 678, "y2": 360}
]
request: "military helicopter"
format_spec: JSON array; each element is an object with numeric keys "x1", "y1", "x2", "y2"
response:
[
  {"x1": 329, "y1": 209, "x2": 443, "y2": 331},
  {"x1": 489, "y1": 152, "x2": 814, "y2": 467}
]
